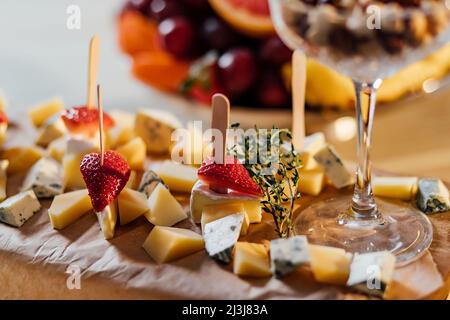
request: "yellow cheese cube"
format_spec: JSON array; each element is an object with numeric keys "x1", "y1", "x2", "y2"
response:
[
  {"x1": 28, "y1": 98, "x2": 64, "y2": 127},
  {"x1": 201, "y1": 203, "x2": 250, "y2": 235},
  {"x1": 48, "y1": 189, "x2": 92, "y2": 229},
  {"x1": 0, "y1": 160, "x2": 8, "y2": 201},
  {"x1": 298, "y1": 133, "x2": 326, "y2": 170},
  {"x1": 96, "y1": 201, "x2": 118, "y2": 240},
  {"x1": 233, "y1": 242, "x2": 271, "y2": 278},
  {"x1": 153, "y1": 160, "x2": 198, "y2": 193},
  {"x1": 108, "y1": 110, "x2": 135, "y2": 148},
  {"x1": 46, "y1": 136, "x2": 66, "y2": 162},
  {"x1": 297, "y1": 170, "x2": 325, "y2": 196},
  {"x1": 172, "y1": 121, "x2": 206, "y2": 165},
  {"x1": 134, "y1": 109, "x2": 181, "y2": 154},
  {"x1": 190, "y1": 180, "x2": 261, "y2": 223},
  {"x1": 116, "y1": 137, "x2": 146, "y2": 171},
  {"x1": 118, "y1": 188, "x2": 149, "y2": 225},
  {"x1": 2, "y1": 146, "x2": 43, "y2": 174},
  {"x1": 35, "y1": 118, "x2": 66, "y2": 148},
  {"x1": 143, "y1": 226, "x2": 204, "y2": 263},
  {"x1": 125, "y1": 170, "x2": 137, "y2": 189},
  {"x1": 308, "y1": 244, "x2": 353, "y2": 285},
  {"x1": 145, "y1": 183, "x2": 187, "y2": 226},
  {"x1": 372, "y1": 176, "x2": 418, "y2": 200},
  {"x1": 62, "y1": 153, "x2": 86, "y2": 190},
  {"x1": 0, "y1": 123, "x2": 7, "y2": 149}
]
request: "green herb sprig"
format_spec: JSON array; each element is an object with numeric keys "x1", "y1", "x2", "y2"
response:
[{"x1": 229, "y1": 123, "x2": 302, "y2": 238}]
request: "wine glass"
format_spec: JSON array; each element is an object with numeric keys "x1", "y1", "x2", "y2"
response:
[{"x1": 269, "y1": 0, "x2": 450, "y2": 264}]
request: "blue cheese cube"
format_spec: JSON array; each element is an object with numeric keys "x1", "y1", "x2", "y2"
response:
[
  {"x1": 313, "y1": 144, "x2": 354, "y2": 189},
  {"x1": 270, "y1": 236, "x2": 310, "y2": 278},
  {"x1": 138, "y1": 170, "x2": 166, "y2": 197},
  {"x1": 22, "y1": 157, "x2": 64, "y2": 198},
  {"x1": 346, "y1": 251, "x2": 396, "y2": 298},
  {"x1": 204, "y1": 213, "x2": 244, "y2": 264},
  {"x1": 416, "y1": 178, "x2": 450, "y2": 214},
  {"x1": 0, "y1": 190, "x2": 41, "y2": 227}
]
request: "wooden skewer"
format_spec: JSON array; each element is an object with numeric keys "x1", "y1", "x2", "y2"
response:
[
  {"x1": 292, "y1": 50, "x2": 307, "y2": 150},
  {"x1": 97, "y1": 84, "x2": 104, "y2": 166},
  {"x1": 87, "y1": 35, "x2": 100, "y2": 108},
  {"x1": 210, "y1": 93, "x2": 230, "y2": 194}
]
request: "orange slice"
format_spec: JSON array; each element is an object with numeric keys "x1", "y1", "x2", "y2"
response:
[
  {"x1": 208, "y1": 0, "x2": 275, "y2": 37},
  {"x1": 118, "y1": 11, "x2": 160, "y2": 55}
]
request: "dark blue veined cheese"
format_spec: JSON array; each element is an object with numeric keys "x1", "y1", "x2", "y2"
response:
[
  {"x1": 21, "y1": 157, "x2": 64, "y2": 198},
  {"x1": 0, "y1": 190, "x2": 41, "y2": 227},
  {"x1": 270, "y1": 236, "x2": 310, "y2": 278},
  {"x1": 313, "y1": 144, "x2": 354, "y2": 189},
  {"x1": 138, "y1": 170, "x2": 166, "y2": 197},
  {"x1": 204, "y1": 213, "x2": 244, "y2": 264},
  {"x1": 416, "y1": 178, "x2": 450, "y2": 214},
  {"x1": 346, "y1": 251, "x2": 396, "y2": 298}
]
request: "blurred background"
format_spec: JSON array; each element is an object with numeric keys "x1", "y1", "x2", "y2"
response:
[{"x1": 0, "y1": 0, "x2": 449, "y2": 179}]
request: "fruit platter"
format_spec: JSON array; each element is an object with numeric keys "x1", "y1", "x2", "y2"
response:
[{"x1": 117, "y1": 0, "x2": 450, "y2": 110}]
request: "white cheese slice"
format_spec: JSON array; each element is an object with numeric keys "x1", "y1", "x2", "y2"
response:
[
  {"x1": 0, "y1": 190, "x2": 41, "y2": 227},
  {"x1": 346, "y1": 251, "x2": 396, "y2": 298},
  {"x1": 21, "y1": 157, "x2": 64, "y2": 198},
  {"x1": 313, "y1": 144, "x2": 354, "y2": 189},
  {"x1": 204, "y1": 213, "x2": 243, "y2": 264},
  {"x1": 270, "y1": 235, "x2": 310, "y2": 278},
  {"x1": 96, "y1": 201, "x2": 118, "y2": 240}
]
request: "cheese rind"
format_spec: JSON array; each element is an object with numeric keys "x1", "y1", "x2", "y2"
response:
[
  {"x1": 0, "y1": 160, "x2": 9, "y2": 201},
  {"x1": 152, "y1": 161, "x2": 198, "y2": 193},
  {"x1": 201, "y1": 203, "x2": 249, "y2": 235},
  {"x1": 2, "y1": 146, "x2": 43, "y2": 174},
  {"x1": 134, "y1": 109, "x2": 181, "y2": 154},
  {"x1": 308, "y1": 244, "x2": 353, "y2": 285},
  {"x1": 416, "y1": 178, "x2": 450, "y2": 214},
  {"x1": 142, "y1": 226, "x2": 204, "y2": 264},
  {"x1": 118, "y1": 188, "x2": 149, "y2": 225},
  {"x1": 233, "y1": 242, "x2": 271, "y2": 278},
  {"x1": 21, "y1": 157, "x2": 64, "y2": 198},
  {"x1": 190, "y1": 180, "x2": 261, "y2": 223},
  {"x1": 270, "y1": 236, "x2": 310, "y2": 278},
  {"x1": 297, "y1": 169, "x2": 325, "y2": 196},
  {"x1": 145, "y1": 183, "x2": 187, "y2": 226},
  {"x1": 96, "y1": 201, "x2": 118, "y2": 240},
  {"x1": 28, "y1": 98, "x2": 64, "y2": 127},
  {"x1": 116, "y1": 136, "x2": 146, "y2": 171},
  {"x1": 313, "y1": 144, "x2": 354, "y2": 189},
  {"x1": 372, "y1": 176, "x2": 418, "y2": 200},
  {"x1": 0, "y1": 191, "x2": 41, "y2": 227},
  {"x1": 204, "y1": 213, "x2": 243, "y2": 264},
  {"x1": 138, "y1": 170, "x2": 165, "y2": 197},
  {"x1": 48, "y1": 189, "x2": 92, "y2": 229},
  {"x1": 346, "y1": 251, "x2": 396, "y2": 298}
]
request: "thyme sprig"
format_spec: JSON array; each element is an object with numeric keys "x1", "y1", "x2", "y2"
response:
[{"x1": 229, "y1": 123, "x2": 302, "y2": 238}]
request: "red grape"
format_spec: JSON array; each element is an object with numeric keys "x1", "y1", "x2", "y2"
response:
[
  {"x1": 148, "y1": 0, "x2": 182, "y2": 21},
  {"x1": 257, "y1": 73, "x2": 289, "y2": 107},
  {"x1": 201, "y1": 17, "x2": 238, "y2": 50},
  {"x1": 260, "y1": 36, "x2": 292, "y2": 65},
  {"x1": 217, "y1": 48, "x2": 257, "y2": 96},
  {"x1": 122, "y1": 0, "x2": 152, "y2": 14},
  {"x1": 179, "y1": 0, "x2": 209, "y2": 10},
  {"x1": 159, "y1": 17, "x2": 195, "y2": 57}
]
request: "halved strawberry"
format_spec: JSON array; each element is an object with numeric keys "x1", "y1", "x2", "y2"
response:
[
  {"x1": 80, "y1": 150, "x2": 130, "y2": 212},
  {"x1": 61, "y1": 105, "x2": 115, "y2": 137},
  {"x1": 198, "y1": 156, "x2": 262, "y2": 196}
]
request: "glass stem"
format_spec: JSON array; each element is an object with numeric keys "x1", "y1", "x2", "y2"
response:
[{"x1": 351, "y1": 79, "x2": 383, "y2": 220}]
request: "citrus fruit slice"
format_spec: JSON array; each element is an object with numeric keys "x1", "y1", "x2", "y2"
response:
[{"x1": 208, "y1": 0, "x2": 275, "y2": 37}]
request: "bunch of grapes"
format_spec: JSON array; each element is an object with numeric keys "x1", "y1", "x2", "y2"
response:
[{"x1": 122, "y1": 0, "x2": 293, "y2": 108}]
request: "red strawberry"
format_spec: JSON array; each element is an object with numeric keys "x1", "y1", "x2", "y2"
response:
[
  {"x1": 0, "y1": 111, "x2": 8, "y2": 125},
  {"x1": 80, "y1": 150, "x2": 130, "y2": 212},
  {"x1": 62, "y1": 105, "x2": 115, "y2": 137},
  {"x1": 198, "y1": 156, "x2": 262, "y2": 196}
]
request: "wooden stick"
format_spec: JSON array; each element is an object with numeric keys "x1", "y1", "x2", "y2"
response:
[
  {"x1": 210, "y1": 93, "x2": 230, "y2": 194},
  {"x1": 97, "y1": 84, "x2": 104, "y2": 166},
  {"x1": 87, "y1": 35, "x2": 100, "y2": 108},
  {"x1": 292, "y1": 50, "x2": 307, "y2": 150}
]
